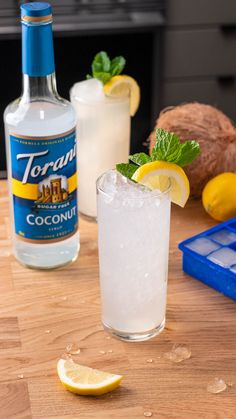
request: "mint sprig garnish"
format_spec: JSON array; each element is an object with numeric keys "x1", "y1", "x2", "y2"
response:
[
  {"x1": 87, "y1": 51, "x2": 126, "y2": 85},
  {"x1": 173, "y1": 140, "x2": 200, "y2": 167},
  {"x1": 116, "y1": 128, "x2": 200, "y2": 179},
  {"x1": 129, "y1": 152, "x2": 151, "y2": 166},
  {"x1": 151, "y1": 128, "x2": 200, "y2": 166},
  {"x1": 116, "y1": 163, "x2": 138, "y2": 179}
]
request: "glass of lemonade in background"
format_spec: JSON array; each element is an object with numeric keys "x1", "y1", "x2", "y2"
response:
[
  {"x1": 97, "y1": 170, "x2": 171, "y2": 342},
  {"x1": 70, "y1": 79, "x2": 130, "y2": 219}
]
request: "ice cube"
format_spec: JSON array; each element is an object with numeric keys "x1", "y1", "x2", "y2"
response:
[
  {"x1": 207, "y1": 378, "x2": 227, "y2": 394},
  {"x1": 70, "y1": 78, "x2": 105, "y2": 103},
  {"x1": 164, "y1": 343, "x2": 191, "y2": 363},
  {"x1": 209, "y1": 229, "x2": 236, "y2": 245},
  {"x1": 185, "y1": 237, "x2": 220, "y2": 256},
  {"x1": 65, "y1": 343, "x2": 81, "y2": 355},
  {"x1": 230, "y1": 265, "x2": 236, "y2": 274},
  {"x1": 97, "y1": 170, "x2": 126, "y2": 205},
  {"x1": 98, "y1": 170, "x2": 149, "y2": 196},
  {"x1": 98, "y1": 170, "x2": 125, "y2": 196},
  {"x1": 207, "y1": 247, "x2": 236, "y2": 268}
]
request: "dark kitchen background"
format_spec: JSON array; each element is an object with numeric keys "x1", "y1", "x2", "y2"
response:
[{"x1": 0, "y1": 0, "x2": 236, "y2": 178}]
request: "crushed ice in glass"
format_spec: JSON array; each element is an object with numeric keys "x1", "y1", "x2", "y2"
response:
[
  {"x1": 66, "y1": 343, "x2": 81, "y2": 355},
  {"x1": 209, "y1": 229, "x2": 236, "y2": 245},
  {"x1": 70, "y1": 78, "x2": 105, "y2": 103},
  {"x1": 98, "y1": 170, "x2": 160, "y2": 209},
  {"x1": 207, "y1": 247, "x2": 236, "y2": 268},
  {"x1": 164, "y1": 343, "x2": 191, "y2": 363},
  {"x1": 185, "y1": 237, "x2": 220, "y2": 256},
  {"x1": 207, "y1": 377, "x2": 227, "y2": 394}
]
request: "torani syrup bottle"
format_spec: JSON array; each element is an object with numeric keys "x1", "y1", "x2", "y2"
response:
[{"x1": 4, "y1": 2, "x2": 80, "y2": 269}]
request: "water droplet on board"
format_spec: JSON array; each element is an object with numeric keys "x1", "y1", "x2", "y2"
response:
[
  {"x1": 66, "y1": 343, "x2": 81, "y2": 355},
  {"x1": 61, "y1": 352, "x2": 72, "y2": 360},
  {"x1": 164, "y1": 343, "x2": 191, "y2": 363},
  {"x1": 207, "y1": 378, "x2": 227, "y2": 394},
  {"x1": 143, "y1": 412, "x2": 153, "y2": 417},
  {"x1": 0, "y1": 248, "x2": 11, "y2": 257}
]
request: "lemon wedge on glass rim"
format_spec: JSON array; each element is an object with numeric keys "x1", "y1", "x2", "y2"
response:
[
  {"x1": 132, "y1": 160, "x2": 190, "y2": 207},
  {"x1": 103, "y1": 75, "x2": 140, "y2": 116},
  {"x1": 57, "y1": 358, "x2": 123, "y2": 396}
]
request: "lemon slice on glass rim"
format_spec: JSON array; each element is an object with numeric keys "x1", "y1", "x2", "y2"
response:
[
  {"x1": 57, "y1": 358, "x2": 123, "y2": 396},
  {"x1": 103, "y1": 75, "x2": 140, "y2": 116},
  {"x1": 132, "y1": 160, "x2": 190, "y2": 207}
]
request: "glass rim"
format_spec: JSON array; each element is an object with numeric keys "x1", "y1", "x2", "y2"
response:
[
  {"x1": 70, "y1": 94, "x2": 130, "y2": 106},
  {"x1": 96, "y1": 170, "x2": 172, "y2": 200},
  {"x1": 70, "y1": 87, "x2": 130, "y2": 106}
]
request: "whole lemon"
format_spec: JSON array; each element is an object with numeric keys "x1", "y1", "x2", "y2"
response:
[{"x1": 202, "y1": 173, "x2": 236, "y2": 221}]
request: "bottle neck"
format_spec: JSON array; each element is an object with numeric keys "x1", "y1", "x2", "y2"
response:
[
  {"x1": 21, "y1": 18, "x2": 55, "y2": 101},
  {"x1": 21, "y1": 73, "x2": 59, "y2": 101}
]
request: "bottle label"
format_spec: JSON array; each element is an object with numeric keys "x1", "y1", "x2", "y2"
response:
[{"x1": 10, "y1": 128, "x2": 78, "y2": 243}]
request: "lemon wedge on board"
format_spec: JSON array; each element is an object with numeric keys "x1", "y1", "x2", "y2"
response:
[{"x1": 57, "y1": 359, "x2": 123, "y2": 396}]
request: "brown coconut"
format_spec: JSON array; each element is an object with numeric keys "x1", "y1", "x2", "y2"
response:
[{"x1": 149, "y1": 103, "x2": 236, "y2": 197}]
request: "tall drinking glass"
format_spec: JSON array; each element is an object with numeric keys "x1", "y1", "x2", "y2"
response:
[
  {"x1": 97, "y1": 170, "x2": 171, "y2": 342},
  {"x1": 70, "y1": 87, "x2": 130, "y2": 219}
]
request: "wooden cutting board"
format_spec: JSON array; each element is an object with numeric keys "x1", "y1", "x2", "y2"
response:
[{"x1": 0, "y1": 180, "x2": 235, "y2": 419}]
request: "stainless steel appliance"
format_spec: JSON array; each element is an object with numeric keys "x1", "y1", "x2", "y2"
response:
[{"x1": 0, "y1": 0, "x2": 165, "y2": 177}]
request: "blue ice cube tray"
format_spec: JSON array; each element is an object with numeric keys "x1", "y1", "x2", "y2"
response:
[{"x1": 178, "y1": 217, "x2": 236, "y2": 300}]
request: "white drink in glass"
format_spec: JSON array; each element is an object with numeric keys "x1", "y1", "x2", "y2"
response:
[
  {"x1": 97, "y1": 170, "x2": 171, "y2": 341},
  {"x1": 70, "y1": 79, "x2": 130, "y2": 219}
]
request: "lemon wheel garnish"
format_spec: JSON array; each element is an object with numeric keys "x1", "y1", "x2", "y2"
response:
[
  {"x1": 57, "y1": 359, "x2": 123, "y2": 396},
  {"x1": 103, "y1": 75, "x2": 140, "y2": 116},
  {"x1": 132, "y1": 161, "x2": 190, "y2": 207}
]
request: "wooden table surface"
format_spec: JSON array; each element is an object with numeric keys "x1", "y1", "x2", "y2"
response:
[{"x1": 0, "y1": 179, "x2": 235, "y2": 419}]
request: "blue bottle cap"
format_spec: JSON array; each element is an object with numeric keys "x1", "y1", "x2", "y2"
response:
[
  {"x1": 21, "y1": 2, "x2": 52, "y2": 23},
  {"x1": 21, "y1": 2, "x2": 55, "y2": 76}
]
